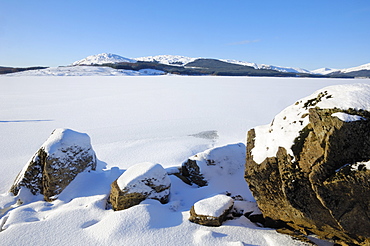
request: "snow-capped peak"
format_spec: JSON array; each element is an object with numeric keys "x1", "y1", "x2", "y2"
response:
[
  {"x1": 339, "y1": 63, "x2": 370, "y2": 73},
  {"x1": 311, "y1": 68, "x2": 339, "y2": 75},
  {"x1": 134, "y1": 55, "x2": 198, "y2": 66},
  {"x1": 312, "y1": 63, "x2": 370, "y2": 75},
  {"x1": 72, "y1": 53, "x2": 137, "y2": 66}
]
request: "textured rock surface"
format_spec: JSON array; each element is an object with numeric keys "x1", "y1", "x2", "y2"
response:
[
  {"x1": 189, "y1": 194, "x2": 234, "y2": 227},
  {"x1": 109, "y1": 162, "x2": 171, "y2": 211},
  {"x1": 10, "y1": 129, "x2": 96, "y2": 201},
  {"x1": 246, "y1": 107, "x2": 370, "y2": 245}
]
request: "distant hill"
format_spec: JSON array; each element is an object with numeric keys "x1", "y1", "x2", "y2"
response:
[
  {"x1": 0, "y1": 66, "x2": 48, "y2": 75},
  {"x1": 72, "y1": 53, "x2": 137, "y2": 66}
]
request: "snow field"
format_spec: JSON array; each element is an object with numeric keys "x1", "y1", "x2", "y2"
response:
[{"x1": 0, "y1": 76, "x2": 363, "y2": 245}]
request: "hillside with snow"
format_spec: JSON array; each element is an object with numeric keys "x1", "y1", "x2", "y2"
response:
[
  {"x1": 135, "y1": 55, "x2": 198, "y2": 66},
  {"x1": 312, "y1": 63, "x2": 370, "y2": 76},
  {"x1": 72, "y1": 53, "x2": 137, "y2": 66},
  {"x1": 3, "y1": 66, "x2": 164, "y2": 76}
]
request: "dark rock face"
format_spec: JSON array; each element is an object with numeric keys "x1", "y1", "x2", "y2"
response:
[
  {"x1": 245, "y1": 108, "x2": 370, "y2": 246},
  {"x1": 10, "y1": 129, "x2": 97, "y2": 202},
  {"x1": 109, "y1": 163, "x2": 171, "y2": 211},
  {"x1": 181, "y1": 159, "x2": 208, "y2": 187},
  {"x1": 181, "y1": 143, "x2": 245, "y2": 187}
]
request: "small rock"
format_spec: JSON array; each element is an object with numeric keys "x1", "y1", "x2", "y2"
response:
[
  {"x1": 189, "y1": 194, "x2": 234, "y2": 226},
  {"x1": 109, "y1": 162, "x2": 171, "y2": 211}
]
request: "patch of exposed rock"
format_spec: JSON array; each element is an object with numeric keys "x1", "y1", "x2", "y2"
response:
[
  {"x1": 181, "y1": 143, "x2": 245, "y2": 187},
  {"x1": 10, "y1": 128, "x2": 97, "y2": 202},
  {"x1": 189, "y1": 194, "x2": 234, "y2": 226},
  {"x1": 246, "y1": 99, "x2": 370, "y2": 245},
  {"x1": 109, "y1": 162, "x2": 171, "y2": 211}
]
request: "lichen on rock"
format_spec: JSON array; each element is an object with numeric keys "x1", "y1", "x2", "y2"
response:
[{"x1": 245, "y1": 84, "x2": 370, "y2": 246}]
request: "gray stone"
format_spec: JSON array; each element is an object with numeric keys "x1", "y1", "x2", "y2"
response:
[{"x1": 10, "y1": 128, "x2": 96, "y2": 202}]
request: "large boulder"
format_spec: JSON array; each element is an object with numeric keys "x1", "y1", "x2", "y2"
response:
[
  {"x1": 245, "y1": 84, "x2": 370, "y2": 245},
  {"x1": 109, "y1": 162, "x2": 171, "y2": 211},
  {"x1": 10, "y1": 128, "x2": 97, "y2": 202},
  {"x1": 189, "y1": 194, "x2": 234, "y2": 226}
]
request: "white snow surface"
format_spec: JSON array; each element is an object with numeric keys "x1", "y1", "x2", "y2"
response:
[
  {"x1": 0, "y1": 76, "x2": 360, "y2": 246},
  {"x1": 252, "y1": 83, "x2": 370, "y2": 164},
  {"x1": 2, "y1": 66, "x2": 164, "y2": 76},
  {"x1": 193, "y1": 194, "x2": 234, "y2": 217},
  {"x1": 41, "y1": 128, "x2": 92, "y2": 154},
  {"x1": 351, "y1": 160, "x2": 370, "y2": 171},
  {"x1": 72, "y1": 53, "x2": 137, "y2": 65},
  {"x1": 331, "y1": 112, "x2": 366, "y2": 122},
  {"x1": 116, "y1": 162, "x2": 170, "y2": 196}
]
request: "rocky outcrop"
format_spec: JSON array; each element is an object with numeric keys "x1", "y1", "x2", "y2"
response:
[
  {"x1": 189, "y1": 194, "x2": 234, "y2": 226},
  {"x1": 246, "y1": 106, "x2": 370, "y2": 245},
  {"x1": 181, "y1": 143, "x2": 245, "y2": 187},
  {"x1": 10, "y1": 128, "x2": 97, "y2": 202},
  {"x1": 109, "y1": 162, "x2": 171, "y2": 211}
]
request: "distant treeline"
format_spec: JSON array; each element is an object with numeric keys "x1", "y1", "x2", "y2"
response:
[
  {"x1": 102, "y1": 59, "x2": 331, "y2": 78},
  {"x1": 0, "y1": 66, "x2": 48, "y2": 75}
]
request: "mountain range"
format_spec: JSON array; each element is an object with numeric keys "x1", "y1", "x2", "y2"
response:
[
  {"x1": 72, "y1": 53, "x2": 370, "y2": 77},
  {"x1": 1, "y1": 53, "x2": 370, "y2": 78}
]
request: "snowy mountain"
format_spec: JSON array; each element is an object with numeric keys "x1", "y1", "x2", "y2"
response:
[
  {"x1": 134, "y1": 55, "x2": 198, "y2": 66},
  {"x1": 339, "y1": 63, "x2": 370, "y2": 73},
  {"x1": 312, "y1": 63, "x2": 370, "y2": 76},
  {"x1": 72, "y1": 53, "x2": 137, "y2": 66},
  {"x1": 311, "y1": 68, "x2": 339, "y2": 75},
  {"x1": 135, "y1": 55, "x2": 311, "y2": 74}
]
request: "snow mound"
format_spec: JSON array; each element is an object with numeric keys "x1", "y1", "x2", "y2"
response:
[
  {"x1": 188, "y1": 143, "x2": 245, "y2": 181},
  {"x1": 41, "y1": 128, "x2": 93, "y2": 155},
  {"x1": 193, "y1": 194, "x2": 234, "y2": 217},
  {"x1": 135, "y1": 55, "x2": 198, "y2": 66},
  {"x1": 252, "y1": 83, "x2": 370, "y2": 164},
  {"x1": 3, "y1": 66, "x2": 165, "y2": 76},
  {"x1": 72, "y1": 53, "x2": 137, "y2": 65}
]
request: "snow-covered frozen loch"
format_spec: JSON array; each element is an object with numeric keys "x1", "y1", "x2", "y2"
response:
[{"x1": 0, "y1": 75, "x2": 367, "y2": 245}]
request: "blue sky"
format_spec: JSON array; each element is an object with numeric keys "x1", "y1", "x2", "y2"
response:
[{"x1": 1, "y1": 0, "x2": 369, "y2": 70}]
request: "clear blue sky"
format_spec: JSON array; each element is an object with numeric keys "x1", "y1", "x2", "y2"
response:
[{"x1": 1, "y1": 0, "x2": 369, "y2": 70}]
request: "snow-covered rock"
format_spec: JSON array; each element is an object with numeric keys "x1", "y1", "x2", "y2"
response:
[
  {"x1": 109, "y1": 162, "x2": 171, "y2": 211},
  {"x1": 72, "y1": 53, "x2": 137, "y2": 66},
  {"x1": 245, "y1": 83, "x2": 370, "y2": 245},
  {"x1": 189, "y1": 194, "x2": 234, "y2": 226},
  {"x1": 181, "y1": 143, "x2": 245, "y2": 187},
  {"x1": 10, "y1": 128, "x2": 96, "y2": 202}
]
